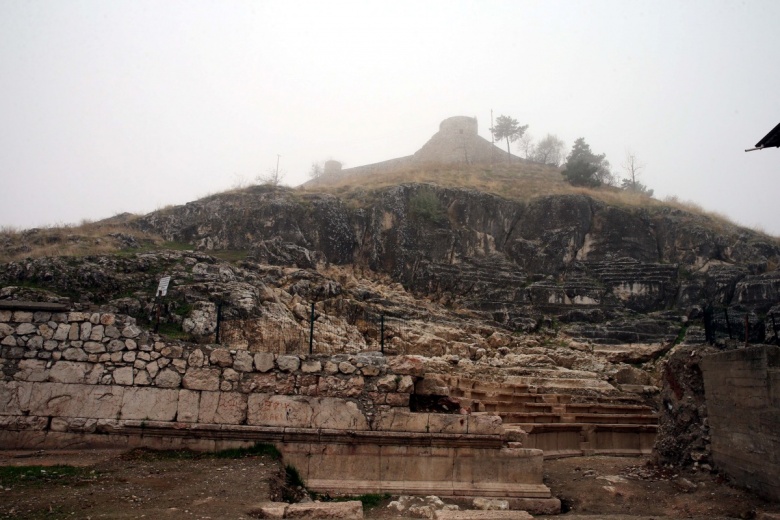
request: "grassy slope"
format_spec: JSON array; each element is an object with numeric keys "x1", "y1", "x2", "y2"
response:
[{"x1": 1, "y1": 162, "x2": 776, "y2": 263}]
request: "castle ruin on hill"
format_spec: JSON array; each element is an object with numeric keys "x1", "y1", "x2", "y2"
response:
[{"x1": 315, "y1": 116, "x2": 522, "y2": 182}]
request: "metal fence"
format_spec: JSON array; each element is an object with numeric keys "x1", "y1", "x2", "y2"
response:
[
  {"x1": 218, "y1": 300, "x2": 423, "y2": 356},
  {"x1": 703, "y1": 306, "x2": 779, "y2": 346}
]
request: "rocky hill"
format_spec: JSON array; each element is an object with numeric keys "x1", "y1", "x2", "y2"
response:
[{"x1": 2, "y1": 163, "x2": 779, "y2": 472}]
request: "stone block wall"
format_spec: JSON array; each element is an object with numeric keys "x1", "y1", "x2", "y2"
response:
[
  {"x1": 0, "y1": 308, "x2": 559, "y2": 511},
  {"x1": 0, "y1": 309, "x2": 422, "y2": 438},
  {"x1": 701, "y1": 346, "x2": 780, "y2": 501}
]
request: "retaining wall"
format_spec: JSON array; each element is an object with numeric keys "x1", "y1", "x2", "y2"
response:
[
  {"x1": 701, "y1": 345, "x2": 780, "y2": 501},
  {"x1": 0, "y1": 307, "x2": 558, "y2": 511}
]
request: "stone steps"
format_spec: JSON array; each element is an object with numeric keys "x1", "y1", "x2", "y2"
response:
[
  {"x1": 585, "y1": 259, "x2": 679, "y2": 285},
  {"x1": 434, "y1": 511, "x2": 533, "y2": 520},
  {"x1": 422, "y1": 374, "x2": 658, "y2": 459},
  {"x1": 505, "y1": 422, "x2": 658, "y2": 458}
]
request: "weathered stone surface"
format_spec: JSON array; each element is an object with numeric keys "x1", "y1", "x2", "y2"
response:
[
  {"x1": 338, "y1": 361, "x2": 356, "y2": 374},
  {"x1": 360, "y1": 365, "x2": 380, "y2": 376},
  {"x1": 209, "y1": 348, "x2": 233, "y2": 367},
  {"x1": 120, "y1": 387, "x2": 178, "y2": 421},
  {"x1": 701, "y1": 346, "x2": 780, "y2": 501},
  {"x1": 276, "y1": 355, "x2": 300, "y2": 372},
  {"x1": 376, "y1": 375, "x2": 397, "y2": 392},
  {"x1": 0, "y1": 323, "x2": 14, "y2": 337},
  {"x1": 89, "y1": 324, "x2": 105, "y2": 341},
  {"x1": 155, "y1": 369, "x2": 182, "y2": 388},
  {"x1": 182, "y1": 302, "x2": 217, "y2": 337},
  {"x1": 176, "y1": 389, "x2": 200, "y2": 422},
  {"x1": 48, "y1": 361, "x2": 86, "y2": 384},
  {"x1": 15, "y1": 323, "x2": 37, "y2": 335},
  {"x1": 182, "y1": 368, "x2": 221, "y2": 391},
  {"x1": 223, "y1": 368, "x2": 240, "y2": 382},
  {"x1": 284, "y1": 501, "x2": 363, "y2": 519},
  {"x1": 317, "y1": 376, "x2": 364, "y2": 398},
  {"x1": 388, "y1": 355, "x2": 427, "y2": 377},
  {"x1": 83, "y1": 341, "x2": 106, "y2": 354},
  {"x1": 199, "y1": 391, "x2": 247, "y2": 424},
  {"x1": 122, "y1": 325, "x2": 142, "y2": 338},
  {"x1": 107, "y1": 339, "x2": 125, "y2": 352},
  {"x1": 80, "y1": 322, "x2": 92, "y2": 341},
  {"x1": 301, "y1": 359, "x2": 322, "y2": 373},
  {"x1": 52, "y1": 323, "x2": 70, "y2": 341},
  {"x1": 62, "y1": 347, "x2": 88, "y2": 362},
  {"x1": 434, "y1": 511, "x2": 532, "y2": 520},
  {"x1": 99, "y1": 314, "x2": 116, "y2": 326},
  {"x1": 27, "y1": 383, "x2": 124, "y2": 418},
  {"x1": 240, "y1": 372, "x2": 278, "y2": 394},
  {"x1": 468, "y1": 414, "x2": 503, "y2": 435},
  {"x1": 113, "y1": 366, "x2": 134, "y2": 385},
  {"x1": 374, "y1": 410, "x2": 430, "y2": 432},
  {"x1": 254, "y1": 352, "x2": 275, "y2": 372},
  {"x1": 248, "y1": 502, "x2": 287, "y2": 519},
  {"x1": 472, "y1": 498, "x2": 509, "y2": 510},
  {"x1": 385, "y1": 393, "x2": 410, "y2": 407},
  {"x1": 0, "y1": 381, "x2": 23, "y2": 415},
  {"x1": 14, "y1": 359, "x2": 48, "y2": 382},
  {"x1": 247, "y1": 394, "x2": 313, "y2": 427},
  {"x1": 135, "y1": 370, "x2": 151, "y2": 386},
  {"x1": 397, "y1": 375, "x2": 414, "y2": 393},
  {"x1": 233, "y1": 350, "x2": 253, "y2": 372},
  {"x1": 161, "y1": 345, "x2": 184, "y2": 358},
  {"x1": 188, "y1": 349, "x2": 205, "y2": 367},
  {"x1": 13, "y1": 311, "x2": 33, "y2": 323}
]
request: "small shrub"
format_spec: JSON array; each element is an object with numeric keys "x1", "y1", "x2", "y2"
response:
[
  {"x1": 409, "y1": 189, "x2": 445, "y2": 223},
  {"x1": 285, "y1": 464, "x2": 305, "y2": 488},
  {"x1": 214, "y1": 443, "x2": 281, "y2": 460},
  {"x1": 156, "y1": 322, "x2": 190, "y2": 340},
  {"x1": 173, "y1": 302, "x2": 194, "y2": 317}
]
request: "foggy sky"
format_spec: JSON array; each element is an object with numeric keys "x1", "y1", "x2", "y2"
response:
[{"x1": 1, "y1": 1, "x2": 778, "y2": 235}]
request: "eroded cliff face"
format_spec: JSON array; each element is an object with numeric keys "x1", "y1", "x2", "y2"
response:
[
  {"x1": 130, "y1": 184, "x2": 780, "y2": 344},
  {"x1": 2, "y1": 183, "x2": 779, "y2": 476}
]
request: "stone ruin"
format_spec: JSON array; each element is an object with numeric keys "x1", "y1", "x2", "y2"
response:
[
  {"x1": 307, "y1": 116, "x2": 520, "y2": 183},
  {"x1": 2, "y1": 290, "x2": 779, "y2": 510},
  {"x1": 0, "y1": 303, "x2": 559, "y2": 514},
  {"x1": 0, "y1": 301, "x2": 674, "y2": 514}
]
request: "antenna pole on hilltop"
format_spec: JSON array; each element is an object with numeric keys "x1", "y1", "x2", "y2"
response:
[{"x1": 276, "y1": 154, "x2": 281, "y2": 178}]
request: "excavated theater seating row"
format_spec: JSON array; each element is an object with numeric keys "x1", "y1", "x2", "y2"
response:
[{"x1": 429, "y1": 375, "x2": 658, "y2": 458}]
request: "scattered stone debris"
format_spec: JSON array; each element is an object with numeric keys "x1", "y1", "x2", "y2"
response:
[{"x1": 387, "y1": 495, "x2": 459, "y2": 518}]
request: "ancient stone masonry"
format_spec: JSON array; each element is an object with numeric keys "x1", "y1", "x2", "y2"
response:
[
  {"x1": 0, "y1": 307, "x2": 560, "y2": 513},
  {"x1": 701, "y1": 346, "x2": 780, "y2": 501},
  {"x1": 307, "y1": 116, "x2": 519, "y2": 184}
]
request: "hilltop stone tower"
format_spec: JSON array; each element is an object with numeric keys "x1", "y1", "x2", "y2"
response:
[
  {"x1": 307, "y1": 116, "x2": 520, "y2": 184},
  {"x1": 413, "y1": 116, "x2": 504, "y2": 165}
]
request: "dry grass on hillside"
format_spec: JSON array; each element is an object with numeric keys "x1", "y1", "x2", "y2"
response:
[
  {"x1": 2, "y1": 164, "x2": 776, "y2": 265},
  {"x1": 303, "y1": 161, "x2": 777, "y2": 239},
  {"x1": 0, "y1": 217, "x2": 163, "y2": 263}
]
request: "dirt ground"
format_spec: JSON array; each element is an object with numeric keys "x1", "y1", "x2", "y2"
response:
[
  {"x1": 535, "y1": 456, "x2": 780, "y2": 520},
  {"x1": 1, "y1": 450, "x2": 778, "y2": 519},
  {"x1": 0, "y1": 449, "x2": 278, "y2": 520}
]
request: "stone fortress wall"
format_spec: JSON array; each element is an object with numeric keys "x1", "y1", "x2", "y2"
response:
[
  {"x1": 0, "y1": 306, "x2": 559, "y2": 512},
  {"x1": 701, "y1": 346, "x2": 780, "y2": 501},
  {"x1": 308, "y1": 116, "x2": 520, "y2": 184}
]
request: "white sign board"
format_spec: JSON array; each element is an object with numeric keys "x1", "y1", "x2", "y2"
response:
[{"x1": 156, "y1": 276, "x2": 171, "y2": 297}]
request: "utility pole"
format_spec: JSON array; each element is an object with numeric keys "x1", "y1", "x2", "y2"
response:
[{"x1": 275, "y1": 154, "x2": 281, "y2": 185}]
